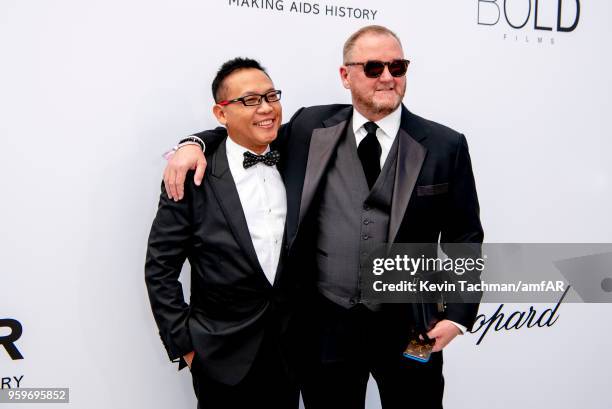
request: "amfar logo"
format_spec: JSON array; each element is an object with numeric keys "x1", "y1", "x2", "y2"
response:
[
  {"x1": 478, "y1": 0, "x2": 580, "y2": 44},
  {"x1": 0, "y1": 319, "x2": 24, "y2": 360}
]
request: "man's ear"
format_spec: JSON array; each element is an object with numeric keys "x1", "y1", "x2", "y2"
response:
[
  {"x1": 213, "y1": 104, "x2": 228, "y2": 125},
  {"x1": 339, "y1": 66, "x2": 351, "y2": 90}
]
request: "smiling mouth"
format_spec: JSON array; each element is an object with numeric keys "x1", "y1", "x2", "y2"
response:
[{"x1": 255, "y1": 119, "x2": 275, "y2": 128}]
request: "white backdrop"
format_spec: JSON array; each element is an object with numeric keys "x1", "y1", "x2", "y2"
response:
[{"x1": 1, "y1": 1, "x2": 611, "y2": 408}]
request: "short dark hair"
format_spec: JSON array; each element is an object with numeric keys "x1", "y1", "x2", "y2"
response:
[{"x1": 211, "y1": 57, "x2": 269, "y2": 102}]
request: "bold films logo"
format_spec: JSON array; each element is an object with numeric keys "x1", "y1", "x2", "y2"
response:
[{"x1": 477, "y1": 0, "x2": 580, "y2": 45}]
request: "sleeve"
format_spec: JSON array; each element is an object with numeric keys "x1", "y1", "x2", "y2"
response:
[
  {"x1": 144, "y1": 180, "x2": 194, "y2": 362},
  {"x1": 447, "y1": 320, "x2": 467, "y2": 335},
  {"x1": 272, "y1": 107, "x2": 305, "y2": 155},
  {"x1": 191, "y1": 127, "x2": 228, "y2": 153},
  {"x1": 440, "y1": 134, "x2": 484, "y2": 331}
]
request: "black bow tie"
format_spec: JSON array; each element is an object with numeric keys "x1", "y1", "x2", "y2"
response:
[{"x1": 243, "y1": 150, "x2": 280, "y2": 169}]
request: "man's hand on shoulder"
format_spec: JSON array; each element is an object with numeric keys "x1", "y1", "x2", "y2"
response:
[
  {"x1": 426, "y1": 319, "x2": 463, "y2": 353},
  {"x1": 164, "y1": 145, "x2": 206, "y2": 201}
]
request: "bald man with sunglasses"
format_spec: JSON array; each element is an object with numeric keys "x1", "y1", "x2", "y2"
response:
[{"x1": 162, "y1": 25, "x2": 483, "y2": 409}]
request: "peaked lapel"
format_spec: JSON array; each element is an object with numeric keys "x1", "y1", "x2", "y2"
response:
[
  {"x1": 297, "y1": 107, "x2": 353, "y2": 228},
  {"x1": 387, "y1": 107, "x2": 428, "y2": 244},
  {"x1": 207, "y1": 140, "x2": 270, "y2": 285}
]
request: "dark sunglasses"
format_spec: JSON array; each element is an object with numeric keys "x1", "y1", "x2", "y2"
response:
[
  {"x1": 218, "y1": 90, "x2": 282, "y2": 107},
  {"x1": 345, "y1": 59, "x2": 410, "y2": 78}
]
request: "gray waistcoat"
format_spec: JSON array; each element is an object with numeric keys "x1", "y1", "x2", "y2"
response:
[{"x1": 315, "y1": 120, "x2": 399, "y2": 310}]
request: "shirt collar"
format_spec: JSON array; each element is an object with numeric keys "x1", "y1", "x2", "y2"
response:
[
  {"x1": 352, "y1": 105, "x2": 402, "y2": 139},
  {"x1": 225, "y1": 135, "x2": 270, "y2": 169}
]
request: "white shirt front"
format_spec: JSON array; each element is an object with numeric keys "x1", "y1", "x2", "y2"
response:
[
  {"x1": 352, "y1": 105, "x2": 402, "y2": 169},
  {"x1": 225, "y1": 136, "x2": 287, "y2": 285}
]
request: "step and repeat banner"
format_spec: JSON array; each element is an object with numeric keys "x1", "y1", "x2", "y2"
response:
[{"x1": 1, "y1": 1, "x2": 611, "y2": 408}]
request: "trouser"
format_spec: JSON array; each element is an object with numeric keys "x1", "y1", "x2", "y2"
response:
[
  {"x1": 191, "y1": 331, "x2": 299, "y2": 409},
  {"x1": 300, "y1": 295, "x2": 444, "y2": 409}
]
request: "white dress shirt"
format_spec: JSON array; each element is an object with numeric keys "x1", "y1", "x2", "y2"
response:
[
  {"x1": 352, "y1": 106, "x2": 402, "y2": 169},
  {"x1": 352, "y1": 107, "x2": 467, "y2": 335},
  {"x1": 225, "y1": 136, "x2": 287, "y2": 285}
]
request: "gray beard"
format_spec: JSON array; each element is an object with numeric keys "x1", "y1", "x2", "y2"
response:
[{"x1": 354, "y1": 93, "x2": 403, "y2": 118}]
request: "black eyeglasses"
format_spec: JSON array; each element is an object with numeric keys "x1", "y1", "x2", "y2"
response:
[
  {"x1": 345, "y1": 59, "x2": 410, "y2": 78},
  {"x1": 218, "y1": 90, "x2": 282, "y2": 107}
]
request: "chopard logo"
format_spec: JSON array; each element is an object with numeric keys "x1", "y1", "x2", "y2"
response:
[{"x1": 469, "y1": 286, "x2": 569, "y2": 344}]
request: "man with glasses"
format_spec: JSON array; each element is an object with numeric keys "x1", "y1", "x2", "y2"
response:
[
  {"x1": 162, "y1": 25, "x2": 483, "y2": 409},
  {"x1": 145, "y1": 57, "x2": 299, "y2": 409}
]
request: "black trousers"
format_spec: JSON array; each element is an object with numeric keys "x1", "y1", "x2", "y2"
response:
[
  {"x1": 190, "y1": 333, "x2": 299, "y2": 409},
  {"x1": 299, "y1": 296, "x2": 444, "y2": 409}
]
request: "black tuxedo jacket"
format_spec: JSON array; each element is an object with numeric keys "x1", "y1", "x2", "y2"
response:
[
  {"x1": 195, "y1": 104, "x2": 484, "y2": 331},
  {"x1": 145, "y1": 139, "x2": 297, "y2": 385}
]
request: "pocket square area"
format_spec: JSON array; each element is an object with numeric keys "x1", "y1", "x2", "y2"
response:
[{"x1": 417, "y1": 183, "x2": 449, "y2": 196}]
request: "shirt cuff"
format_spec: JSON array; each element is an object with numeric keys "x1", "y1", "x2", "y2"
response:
[{"x1": 448, "y1": 320, "x2": 467, "y2": 335}]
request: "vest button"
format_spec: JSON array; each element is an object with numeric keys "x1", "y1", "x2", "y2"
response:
[
  {"x1": 362, "y1": 234, "x2": 369, "y2": 240},
  {"x1": 349, "y1": 298, "x2": 356, "y2": 305},
  {"x1": 363, "y1": 219, "x2": 370, "y2": 225}
]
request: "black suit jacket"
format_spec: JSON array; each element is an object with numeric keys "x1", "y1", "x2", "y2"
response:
[
  {"x1": 194, "y1": 104, "x2": 484, "y2": 331},
  {"x1": 145, "y1": 139, "x2": 297, "y2": 385}
]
